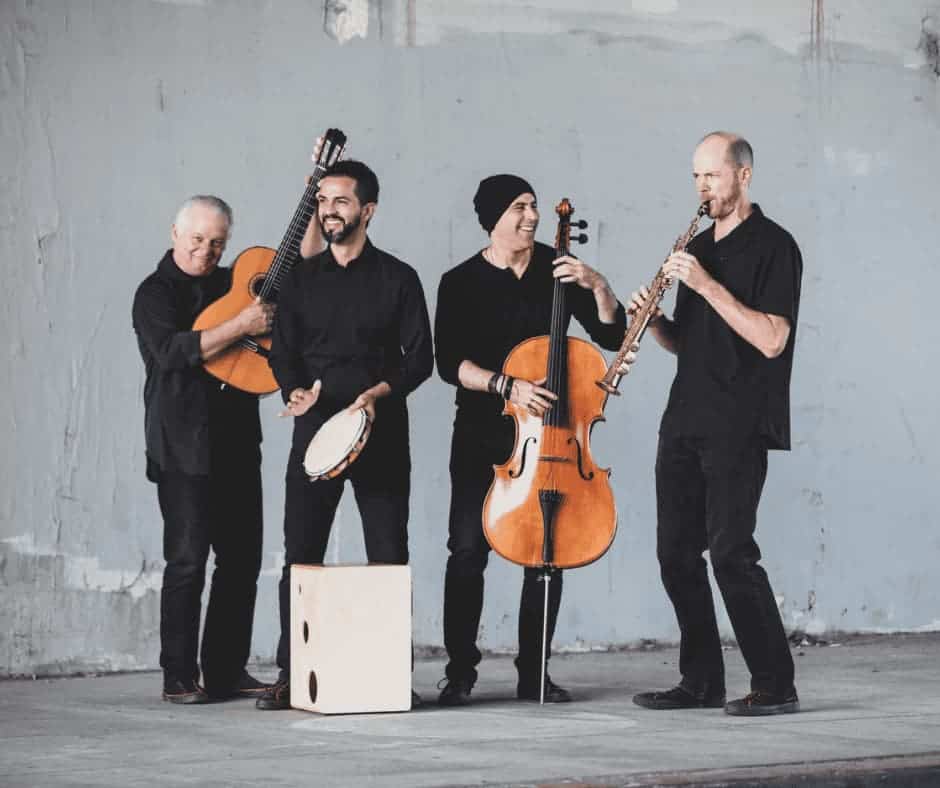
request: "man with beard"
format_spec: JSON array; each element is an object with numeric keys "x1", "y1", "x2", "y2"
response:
[
  {"x1": 256, "y1": 159, "x2": 433, "y2": 710},
  {"x1": 132, "y1": 195, "x2": 274, "y2": 703},
  {"x1": 433, "y1": 175, "x2": 634, "y2": 706},
  {"x1": 630, "y1": 132, "x2": 803, "y2": 716}
]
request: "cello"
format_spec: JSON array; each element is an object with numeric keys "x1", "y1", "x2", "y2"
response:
[{"x1": 482, "y1": 199, "x2": 617, "y2": 699}]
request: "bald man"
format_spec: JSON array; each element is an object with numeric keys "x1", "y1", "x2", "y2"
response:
[{"x1": 630, "y1": 133, "x2": 803, "y2": 716}]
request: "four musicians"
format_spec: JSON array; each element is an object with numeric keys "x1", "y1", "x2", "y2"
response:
[{"x1": 135, "y1": 131, "x2": 802, "y2": 716}]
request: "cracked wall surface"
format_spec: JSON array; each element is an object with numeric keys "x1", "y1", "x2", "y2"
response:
[{"x1": 1, "y1": 0, "x2": 938, "y2": 675}]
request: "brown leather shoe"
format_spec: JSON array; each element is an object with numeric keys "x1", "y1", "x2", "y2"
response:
[{"x1": 255, "y1": 678, "x2": 291, "y2": 711}]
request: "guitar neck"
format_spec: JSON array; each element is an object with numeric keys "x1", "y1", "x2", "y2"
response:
[{"x1": 258, "y1": 162, "x2": 329, "y2": 301}]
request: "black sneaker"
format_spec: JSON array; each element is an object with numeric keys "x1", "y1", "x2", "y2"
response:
[
  {"x1": 725, "y1": 689, "x2": 800, "y2": 716},
  {"x1": 633, "y1": 685, "x2": 726, "y2": 710},
  {"x1": 517, "y1": 677, "x2": 572, "y2": 703},
  {"x1": 162, "y1": 676, "x2": 209, "y2": 705},
  {"x1": 438, "y1": 677, "x2": 474, "y2": 707},
  {"x1": 255, "y1": 678, "x2": 291, "y2": 711}
]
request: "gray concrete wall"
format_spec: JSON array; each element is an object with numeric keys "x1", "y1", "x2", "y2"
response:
[{"x1": 1, "y1": 0, "x2": 938, "y2": 676}]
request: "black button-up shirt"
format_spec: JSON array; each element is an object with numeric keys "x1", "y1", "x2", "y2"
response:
[
  {"x1": 661, "y1": 204, "x2": 803, "y2": 449},
  {"x1": 132, "y1": 251, "x2": 261, "y2": 481},
  {"x1": 268, "y1": 239, "x2": 433, "y2": 454},
  {"x1": 435, "y1": 242, "x2": 628, "y2": 426}
]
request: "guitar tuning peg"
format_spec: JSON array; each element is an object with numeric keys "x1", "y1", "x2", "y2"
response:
[{"x1": 572, "y1": 233, "x2": 588, "y2": 244}]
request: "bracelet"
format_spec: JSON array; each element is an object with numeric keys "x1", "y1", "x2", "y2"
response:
[
  {"x1": 487, "y1": 373, "x2": 500, "y2": 395},
  {"x1": 502, "y1": 375, "x2": 515, "y2": 401}
]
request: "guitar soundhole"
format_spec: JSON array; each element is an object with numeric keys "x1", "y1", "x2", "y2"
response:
[{"x1": 250, "y1": 275, "x2": 267, "y2": 297}]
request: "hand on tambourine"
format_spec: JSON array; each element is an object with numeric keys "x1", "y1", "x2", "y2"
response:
[
  {"x1": 280, "y1": 380, "x2": 322, "y2": 418},
  {"x1": 347, "y1": 391, "x2": 377, "y2": 422},
  {"x1": 510, "y1": 376, "x2": 558, "y2": 418}
]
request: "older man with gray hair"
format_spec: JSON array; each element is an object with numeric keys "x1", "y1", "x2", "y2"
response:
[{"x1": 132, "y1": 195, "x2": 274, "y2": 703}]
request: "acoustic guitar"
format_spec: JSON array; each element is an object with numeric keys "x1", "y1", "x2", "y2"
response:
[{"x1": 192, "y1": 128, "x2": 347, "y2": 394}]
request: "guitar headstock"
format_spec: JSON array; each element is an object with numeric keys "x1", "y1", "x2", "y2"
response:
[{"x1": 314, "y1": 128, "x2": 347, "y2": 174}]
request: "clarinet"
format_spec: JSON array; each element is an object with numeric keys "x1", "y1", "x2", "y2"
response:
[{"x1": 596, "y1": 202, "x2": 709, "y2": 395}]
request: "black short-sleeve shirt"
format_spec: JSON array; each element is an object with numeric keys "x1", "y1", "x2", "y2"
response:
[{"x1": 660, "y1": 204, "x2": 802, "y2": 450}]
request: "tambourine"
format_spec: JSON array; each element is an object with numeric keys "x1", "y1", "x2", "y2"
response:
[{"x1": 302, "y1": 408, "x2": 372, "y2": 481}]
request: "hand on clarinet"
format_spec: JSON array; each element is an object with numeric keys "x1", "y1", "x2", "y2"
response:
[
  {"x1": 616, "y1": 343, "x2": 640, "y2": 377},
  {"x1": 627, "y1": 286, "x2": 662, "y2": 324},
  {"x1": 662, "y1": 251, "x2": 713, "y2": 295},
  {"x1": 280, "y1": 380, "x2": 322, "y2": 418}
]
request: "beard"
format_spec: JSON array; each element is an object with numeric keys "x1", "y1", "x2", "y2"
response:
[{"x1": 320, "y1": 212, "x2": 362, "y2": 244}]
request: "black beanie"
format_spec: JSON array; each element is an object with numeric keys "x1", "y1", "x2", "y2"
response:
[{"x1": 473, "y1": 174, "x2": 536, "y2": 233}]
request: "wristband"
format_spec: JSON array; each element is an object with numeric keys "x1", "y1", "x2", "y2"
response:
[{"x1": 502, "y1": 375, "x2": 515, "y2": 401}]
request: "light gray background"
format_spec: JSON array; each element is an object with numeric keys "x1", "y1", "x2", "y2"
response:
[{"x1": 2, "y1": 0, "x2": 938, "y2": 676}]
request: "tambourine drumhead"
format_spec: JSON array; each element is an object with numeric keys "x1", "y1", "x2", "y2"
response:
[{"x1": 303, "y1": 408, "x2": 371, "y2": 480}]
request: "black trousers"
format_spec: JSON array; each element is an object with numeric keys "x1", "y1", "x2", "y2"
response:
[
  {"x1": 275, "y1": 430, "x2": 410, "y2": 678},
  {"x1": 655, "y1": 432, "x2": 795, "y2": 697},
  {"x1": 443, "y1": 419, "x2": 563, "y2": 685},
  {"x1": 156, "y1": 453, "x2": 263, "y2": 695}
]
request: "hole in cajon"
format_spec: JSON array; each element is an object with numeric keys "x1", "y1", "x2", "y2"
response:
[
  {"x1": 308, "y1": 670, "x2": 318, "y2": 703},
  {"x1": 302, "y1": 620, "x2": 309, "y2": 643}
]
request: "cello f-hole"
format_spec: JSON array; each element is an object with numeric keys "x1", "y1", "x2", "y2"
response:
[
  {"x1": 567, "y1": 436, "x2": 595, "y2": 481},
  {"x1": 509, "y1": 437, "x2": 537, "y2": 479}
]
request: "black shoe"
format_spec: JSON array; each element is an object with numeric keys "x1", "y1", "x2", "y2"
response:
[
  {"x1": 162, "y1": 677, "x2": 209, "y2": 705},
  {"x1": 233, "y1": 671, "x2": 273, "y2": 698},
  {"x1": 411, "y1": 690, "x2": 422, "y2": 709},
  {"x1": 206, "y1": 670, "x2": 273, "y2": 701},
  {"x1": 517, "y1": 677, "x2": 572, "y2": 703},
  {"x1": 633, "y1": 685, "x2": 726, "y2": 710},
  {"x1": 255, "y1": 678, "x2": 291, "y2": 711},
  {"x1": 438, "y1": 677, "x2": 474, "y2": 707},
  {"x1": 725, "y1": 689, "x2": 800, "y2": 716}
]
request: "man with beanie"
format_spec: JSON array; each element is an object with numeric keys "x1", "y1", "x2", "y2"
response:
[{"x1": 433, "y1": 175, "x2": 634, "y2": 705}]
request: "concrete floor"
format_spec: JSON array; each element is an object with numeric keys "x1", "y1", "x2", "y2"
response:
[{"x1": 1, "y1": 633, "x2": 939, "y2": 787}]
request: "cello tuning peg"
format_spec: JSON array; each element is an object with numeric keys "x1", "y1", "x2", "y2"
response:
[
  {"x1": 573, "y1": 219, "x2": 588, "y2": 229},
  {"x1": 572, "y1": 233, "x2": 588, "y2": 244}
]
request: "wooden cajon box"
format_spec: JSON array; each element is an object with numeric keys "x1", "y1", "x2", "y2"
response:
[{"x1": 290, "y1": 564, "x2": 411, "y2": 714}]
